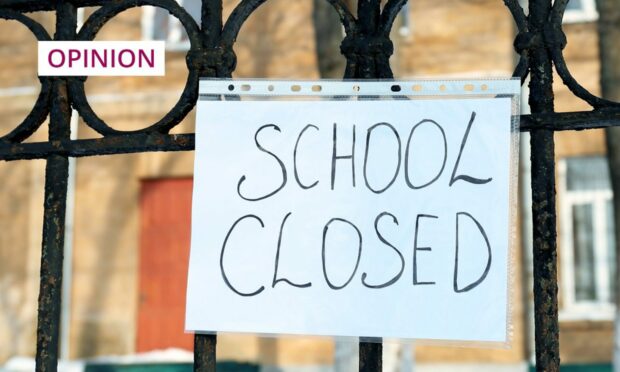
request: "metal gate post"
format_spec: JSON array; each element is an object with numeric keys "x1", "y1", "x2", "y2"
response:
[
  {"x1": 194, "y1": 333, "x2": 217, "y2": 372},
  {"x1": 193, "y1": 0, "x2": 226, "y2": 370},
  {"x1": 527, "y1": 0, "x2": 561, "y2": 370},
  {"x1": 359, "y1": 341, "x2": 382, "y2": 372},
  {"x1": 354, "y1": 1, "x2": 386, "y2": 370},
  {"x1": 34, "y1": 2, "x2": 75, "y2": 371}
]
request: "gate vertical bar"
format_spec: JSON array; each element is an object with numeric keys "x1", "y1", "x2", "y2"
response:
[
  {"x1": 193, "y1": 0, "x2": 222, "y2": 371},
  {"x1": 359, "y1": 341, "x2": 382, "y2": 372},
  {"x1": 356, "y1": 0, "x2": 384, "y2": 370},
  {"x1": 528, "y1": 0, "x2": 560, "y2": 370},
  {"x1": 201, "y1": 0, "x2": 222, "y2": 49},
  {"x1": 357, "y1": 0, "x2": 380, "y2": 34},
  {"x1": 34, "y1": 2, "x2": 75, "y2": 372},
  {"x1": 355, "y1": 0, "x2": 382, "y2": 78},
  {"x1": 194, "y1": 333, "x2": 216, "y2": 372}
]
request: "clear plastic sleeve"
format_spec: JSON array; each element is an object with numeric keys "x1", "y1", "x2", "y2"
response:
[{"x1": 188, "y1": 78, "x2": 521, "y2": 349}]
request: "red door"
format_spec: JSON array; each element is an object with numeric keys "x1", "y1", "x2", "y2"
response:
[{"x1": 137, "y1": 178, "x2": 194, "y2": 352}]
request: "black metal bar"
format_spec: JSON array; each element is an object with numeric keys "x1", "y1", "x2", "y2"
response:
[
  {"x1": 193, "y1": 1, "x2": 223, "y2": 371},
  {"x1": 527, "y1": 0, "x2": 560, "y2": 370},
  {"x1": 357, "y1": 0, "x2": 381, "y2": 33},
  {"x1": 194, "y1": 334, "x2": 217, "y2": 372},
  {"x1": 3, "y1": 109, "x2": 620, "y2": 162},
  {"x1": 359, "y1": 341, "x2": 382, "y2": 372},
  {"x1": 520, "y1": 109, "x2": 620, "y2": 131},
  {"x1": 354, "y1": 1, "x2": 385, "y2": 369},
  {"x1": 34, "y1": 2, "x2": 75, "y2": 372},
  {"x1": 35, "y1": 155, "x2": 69, "y2": 372},
  {"x1": 0, "y1": 134, "x2": 195, "y2": 162},
  {"x1": 201, "y1": 0, "x2": 222, "y2": 48}
]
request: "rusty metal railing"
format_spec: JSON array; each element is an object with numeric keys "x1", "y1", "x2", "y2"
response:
[{"x1": 2, "y1": 0, "x2": 620, "y2": 371}]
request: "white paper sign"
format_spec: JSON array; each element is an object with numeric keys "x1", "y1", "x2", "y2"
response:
[{"x1": 187, "y1": 95, "x2": 515, "y2": 343}]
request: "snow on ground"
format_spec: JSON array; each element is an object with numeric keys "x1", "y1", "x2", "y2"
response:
[{"x1": 1, "y1": 348, "x2": 193, "y2": 372}]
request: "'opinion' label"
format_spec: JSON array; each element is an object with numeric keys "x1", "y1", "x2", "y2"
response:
[{"x1": 38, "y1": 41, "x2": 165, "y2": 76}]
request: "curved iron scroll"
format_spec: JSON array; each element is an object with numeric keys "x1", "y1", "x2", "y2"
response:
[{"x1": 0, "y1": 1, "x2": 618, "y2": 372}]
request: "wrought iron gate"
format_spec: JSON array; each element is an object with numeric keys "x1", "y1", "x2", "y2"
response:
[{"x1": 1, "y1": 0, "x2": 619, "y2": 371}]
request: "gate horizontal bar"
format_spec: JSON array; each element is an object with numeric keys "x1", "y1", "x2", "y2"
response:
[
  {"x1": 2, "y1": 109, "x2": 620, "y2": 161},
  {"x1": 0, "y1": 133, "x2": 194, "y2": 161},
  {"x1": 520, "y1": 109, "x2": 620, "y2": 131}
]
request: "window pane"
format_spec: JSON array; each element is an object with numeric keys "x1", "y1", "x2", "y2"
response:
[
  {"x1": 183, "y1": 0, "x2": 202, "y2": 22},
  {"x1": 607, "y1": 200, "x2": 617, "y2": 302},
  {"x1": 152, "y1": 8, "x2": 170, "y2": 41},
  {"x1": 566, "y1": 156, "x2": 611, "y2": 191},
  {"x1": 566, "y1": 0, "x2": 584, "y2": 11},
  {"x1": 573, "y1": 203, "x2": 597, "y2": 301},
  {"x1": 168, "y1": 0, "x2": 201, "y2": 44},
  {"x1": 150, "y1": 1, "x2": 200, "y2": 45}
]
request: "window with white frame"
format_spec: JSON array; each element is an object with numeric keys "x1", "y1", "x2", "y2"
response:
[
  {"x1": 563, "y1": 0, "x2": 598, "y2": 23},
  {"x1": 141, "y1": 0, "x2": 201, "y2": 51},
  {"x1": 559, "y1": 156, "x2": 616, "y2": 320}
]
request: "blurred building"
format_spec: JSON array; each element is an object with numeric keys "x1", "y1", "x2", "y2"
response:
[{"x1": 0, "y1": 0, "x2": 613, "y2": 371}]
